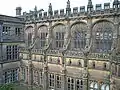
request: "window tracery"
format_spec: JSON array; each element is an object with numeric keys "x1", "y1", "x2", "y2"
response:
[
  {"x1": 38, "y1": 26, "x2": 48, "y2": 48},
  {"x1": 71, "y1": 23, "x2": 87, "y2": 50},
  {"x1": 25, "y1": 26, "x2": 33, "y2": 46},
  {"x1": 93, "y1": 21, "x2": 113, "y2": 53},
  {"x1": 53, "y1": 24, "x2": 65, "y2": 49}
]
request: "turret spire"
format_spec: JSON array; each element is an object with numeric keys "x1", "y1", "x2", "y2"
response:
[
  {"x1": 88, "y1": 0, "x2": 92, "y2": 6},
  {"x1": 48, "y1": 3, "x2": 53, "y2": 17},
  {"x1": 87, "y1": 0, "x2": 93, "y2": 12},
  {"x1": 66, "y1": 0, "x2": 70, "y2": 9},
  {"x1": 66, "y1": 0, "x2": 71, "y2": 17},
  {"x1": 113, "y1": 0, "x2": 119, "y2": 8}
]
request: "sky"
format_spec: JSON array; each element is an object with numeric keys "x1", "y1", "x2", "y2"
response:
[{"x1": 0, "y1": 0, "x2": 114, "y2": 16}]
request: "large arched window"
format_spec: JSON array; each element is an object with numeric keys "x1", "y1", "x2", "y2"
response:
[
  {"x1": 53, "y1": 24, "x2": 65, "y2": 49},
  {"x1": 25, "y1": 26, "x2": 33, "y2": 46},
  {"x1": 71, "y1": 22, "x2": 87, "y2": 50},
  {"x1": 93, "y1": 21, "x2": 114, "y2": 53},
  {"x1": 38, "y1": 25, "x2": 48, "y2": 48}
]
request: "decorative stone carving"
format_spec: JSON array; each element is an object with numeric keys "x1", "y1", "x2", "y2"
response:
[
  {"x1": 110, "y1": 78, "x2": 117, "y2": 90},
  {"x1": 48, "y1": 3, "x2": 53, "y2": 18},
  {"x1": 33, "y1": 6, "x2": 38, "y2": 20},
  {"x1": 66, "y1": 0, "x2": 71, "y2": 17}
]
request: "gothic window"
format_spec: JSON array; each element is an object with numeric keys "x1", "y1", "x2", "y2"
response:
[
  {"x1": 56, "y1": 32, "x2": 64, "y2": 48},
  {"x1": 76, "y1": 79, "x2": 83, "y2": 90},
  {"x1": 34, "y1": 70, "x2": 39, "y2": 85},
  {"x1": 93, "y1": 21, "x2": 113, "y2": 53},
  {"x1": 6, "y1": 45, "x2": 18, "y2": 60},
  {"x1": 71, "y1": 23, "x2": 87, "y2": 50},
  {"x1": 49, "y1": 73, "x2": 55, "y2": 88},
  {"x1": 53, "y1": 24, "x2": 65, "y2": 49},
  {"x1": 28, "y1": 33, "x2": 32, "y2": 46},
  {"x1": 25, "y1": 26, "x2": 33, "y2": 46},
  {"x1": 67, "y1": 77, "x2": 74, "y2": 90},
  {"x1": 38, "y1": 26, "x2": 48, "y2": 48},
  {"x1": 56, "y1": 75, "x2": 61, "y2": 89}
]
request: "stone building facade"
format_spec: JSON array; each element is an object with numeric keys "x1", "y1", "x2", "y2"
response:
[
  {"x1": 18, "y1": 0, "x2": 120, "y2": 90},
  {"x1": 0, "y1": 14, "x2": 24, "y2": 84}
]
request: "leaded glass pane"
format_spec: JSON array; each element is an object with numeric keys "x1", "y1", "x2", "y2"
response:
[
  {"x1": 93, "y1": 21, "x2": 113, "y2": 53},
  {"x1": 53, "y1": 24, "x2": 65, "y2": 49},
  {"x1": 71, "y1": 23, "x2": 87, "y2": 50},
  {"x1": 38, "y1": 26, "x2": 48, "y2": 48}
]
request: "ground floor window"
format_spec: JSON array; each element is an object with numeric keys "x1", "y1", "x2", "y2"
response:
[{"x1": 3, "y1": 68, "x2": 18, "y2": 84}]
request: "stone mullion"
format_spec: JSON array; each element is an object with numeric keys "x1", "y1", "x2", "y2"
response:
[
  {"x1": 112, "y1": 23, "x2": 118, "y2": 50},
  {"x1": 46, "y1": 20, "x2": 53, "y2": 49}
]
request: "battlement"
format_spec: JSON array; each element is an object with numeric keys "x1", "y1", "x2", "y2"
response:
[{"x1": 21, "y1": 1, "x2": 120, "y2": 22}]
